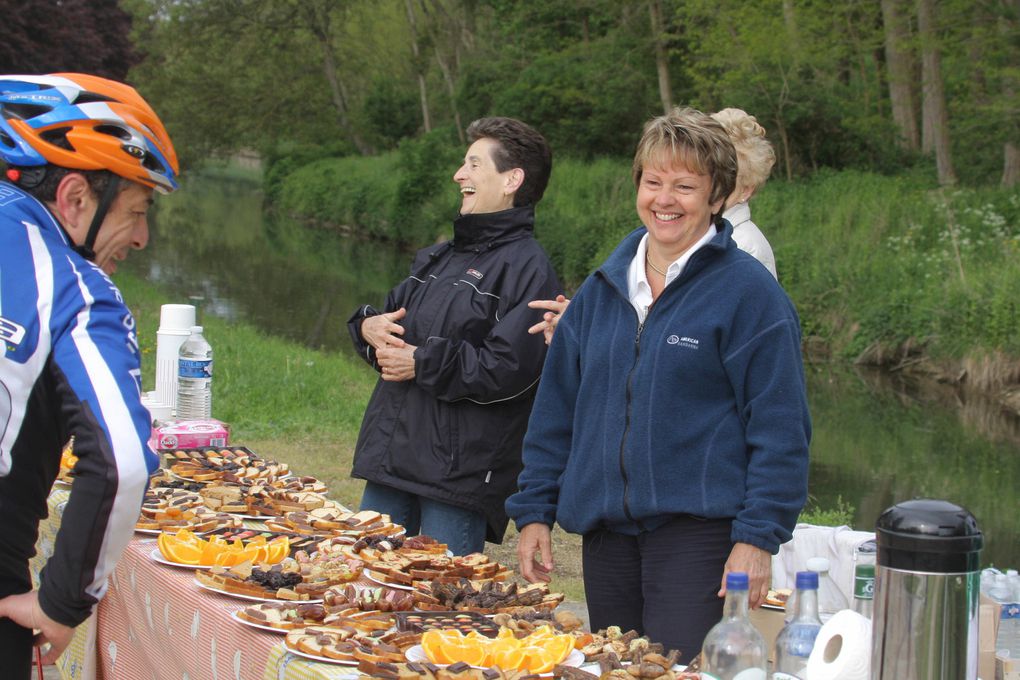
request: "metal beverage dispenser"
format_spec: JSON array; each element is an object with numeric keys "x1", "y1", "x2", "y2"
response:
[{"x1": 871, "y1": 498, "x2": 983, "y2": 680}]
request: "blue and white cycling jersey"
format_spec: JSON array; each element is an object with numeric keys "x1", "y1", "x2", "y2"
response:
[{"x1": 0, "y1": 180, "x2": 156, "y2": 627}]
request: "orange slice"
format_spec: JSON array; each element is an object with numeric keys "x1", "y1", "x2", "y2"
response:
[
  {"x1": 266, "y1": 538, "x2": 289, "y2": 563},
  {"x1": 491, "y1": 647, "x2": 526, "y2": 671},
  {"x1": 444, "y1": 640, "x2": 487, "y2": 667},
  {"x1": 421, "y1": 630, "x2": 453, "y2": 665},
  {"x1": 541, "y1": 634, "x2": 575, "y2": 665},
  {"x1": 160, "y1": 538, "x2": 202, "y2": 565}
]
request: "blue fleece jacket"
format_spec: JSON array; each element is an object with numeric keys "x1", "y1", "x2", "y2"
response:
[{"x1": 506, "y1": 224, "x2": 811, "y2": 554}]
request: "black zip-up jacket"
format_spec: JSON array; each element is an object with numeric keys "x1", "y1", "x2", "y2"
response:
[{"x1": 348, "y1": 205, "x2": 561, "y2": 542}]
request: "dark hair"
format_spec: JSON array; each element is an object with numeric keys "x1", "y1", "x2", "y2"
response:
[
  {"x1": 466, "y1": 117, "x2": 552, "y2": 207},
  {"x1": 2, "y1": 162, "x2": 117, "y2": 202}
]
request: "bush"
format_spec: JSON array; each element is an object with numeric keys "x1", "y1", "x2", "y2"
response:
[{"x1": 799, "y1": 496, "x2": 856, "y2": 528}]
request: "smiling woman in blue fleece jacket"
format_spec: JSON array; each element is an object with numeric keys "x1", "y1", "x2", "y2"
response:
[{"x1": 506, "y1": 107, "x2": 810, "y2": 662}]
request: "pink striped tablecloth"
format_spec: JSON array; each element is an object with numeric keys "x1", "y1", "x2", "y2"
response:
[
  {"x1": 96, "y1": 538, "x2": 363, "y2": 680},
  {"x1": 36, "y1": 485, "x2": 366, "y2": 680}
]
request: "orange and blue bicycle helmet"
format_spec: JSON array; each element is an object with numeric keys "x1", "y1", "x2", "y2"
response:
[{"x1": 0, "y1": 73, "x2": 179, "y2": 193}]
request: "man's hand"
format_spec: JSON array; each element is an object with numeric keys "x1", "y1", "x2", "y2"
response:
[
  {"x1": 361, "y1": 308, "x2": 408, "y2": 351},
  {"x1": 718, "y1": 542, "x2": 771, "y2": 609},
  {"x1": 517, "y1": 523, "x2": 554, "y2": 584},
  {"x1": 0, "y1": 590, "x2": 74, "y2": 664},
  {"x1": 376, "y1": 343, "x2": 418, "y2": 382},
  {"x1": 527, "y1": 296, "x2": 570, "y2": 346}
]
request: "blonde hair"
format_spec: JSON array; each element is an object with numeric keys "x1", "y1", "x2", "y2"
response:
[
  {"x1": 710, "y1": 108, "x2": 776, "y2": 195},
  {"x1": 632, "y1": 107, "x2": 737, "y2": 210}
]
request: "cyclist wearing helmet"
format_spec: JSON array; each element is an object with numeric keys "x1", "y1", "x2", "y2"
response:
[{"x1": 0, "y1": 73, "x2": 178, "y2": 675}]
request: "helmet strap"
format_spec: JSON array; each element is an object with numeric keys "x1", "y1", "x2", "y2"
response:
[{"x1": 73, "y1": 175, "x2": 121, "y2": 262}]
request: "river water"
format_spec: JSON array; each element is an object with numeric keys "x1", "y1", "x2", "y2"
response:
[{"x1": 124, "y1": 175, "x2": 1020, "y2": 569}]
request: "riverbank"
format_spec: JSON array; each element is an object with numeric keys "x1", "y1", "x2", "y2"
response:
[{"x1": 270, "y1": 150, "x2": 1020, "y2": 413}]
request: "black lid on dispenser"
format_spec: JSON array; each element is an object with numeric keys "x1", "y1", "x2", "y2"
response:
[{"x1": 875, "y1": 498, "x2": 983, "y2": 573}]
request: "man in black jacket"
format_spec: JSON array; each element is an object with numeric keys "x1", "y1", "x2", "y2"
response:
[{"x1": 348, "y1": 117, "x2": 561, "y2": 555}]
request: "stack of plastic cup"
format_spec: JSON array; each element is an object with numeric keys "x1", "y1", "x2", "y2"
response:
[{"x1": 155, "y1": 304, "x2": 195, "y2": 414}]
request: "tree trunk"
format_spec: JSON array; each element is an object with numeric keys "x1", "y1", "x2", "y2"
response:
[
  {"x1": 782, "y1": 0, "x2": 799, "y2": 46},
  {"x1": 1000, "y1": 0, "x2": 1020, "y2": 186},
  {"x1": 420, "y1": 0, "x2": 465, "y2": 143},
  {"x1": 917, "y1": 0, "x2": 956, "y2": 185},
  {"x1": 405, "y1": 0, "x2": 431, "y2": 133},
  {"x1": 1004, "y1": 143, "x2": 1020, "y2": 187},
  {"x1": 648, "y1": 0, "x2": 672, "y2": 114},
  {"x1": 434, "y1": 44, "x2": 465, "y2": 144},
  {"x1": 881, "y1": 0, "x2": 919, "y2": 150},
  {"x1": 302, "y1": 3, "x2": 373, "y2": 155}
]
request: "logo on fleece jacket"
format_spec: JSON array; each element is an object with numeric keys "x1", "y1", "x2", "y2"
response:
[
  {"x1": 667, "y1": 335, "x2": 700, "y2": 349},
  {"x1": 466, "y1": 268, "x2": 483, "y2": 280}
]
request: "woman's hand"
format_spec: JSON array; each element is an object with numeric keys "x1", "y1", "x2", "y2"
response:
[
  {"x1": 376, "y1": 343, "x2": 418, "y2": 382},
  {"x1": 719, "y1": 542, "x2": 771, "y2": 609},
  {"x1": 527, "y1": 296, "x2": 570, "y2": 345},
  {"x1": 0, "y1": 590, "x2": 74, "y2": 664},
  {"x1": 517, "y1": 523, "x2": 555, "y2": 583},
  {"x1": 361, "y1": 308, "x2": 407, "y2": 351}
]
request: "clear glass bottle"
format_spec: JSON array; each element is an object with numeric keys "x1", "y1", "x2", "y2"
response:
[
  {"x1": 177, "y1": 325, "x2": 212, "y2": 419},
  {"x1": 851, "y1": 563, "x2": 875, "y2": 620},
  {"x1": 701, "y1": 572, "x2": 768, "y2": 680},
  {"x1": 772, "y1": 571, "x2": 823, "y2": 680},
  {"x1": 805, "y1": 556, "x2": 848, "y2": 623}
]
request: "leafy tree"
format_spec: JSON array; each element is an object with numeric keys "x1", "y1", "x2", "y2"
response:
[{"x1": 0, "y1": 0, "x2": 138, "y2": 78}]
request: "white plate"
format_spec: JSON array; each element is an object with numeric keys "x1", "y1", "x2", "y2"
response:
[
  {"x1": 285, "y1": 646, "x2": 358, "y2": 666},
  {"x1": 149, "y1": 547, "x2": 213, "y2": 570},
  {"x1": 577, "y1": 660, "x2": 688, "y2": 673},
  {"x1": 405, "y1": 645, "x2": 584, "y2": 674},
  {"x1": 136, "y1": 525, "x2": 222, "y2": 536},
  {"x1": 192, "y1": 577, "x2": 323, "y2": 604},
  {"x1": 364, "y1": 570, "x2": 414, "y2": 591},
  {"x1": 230, "y1": 609, "x2": 292, "y2": 634}
]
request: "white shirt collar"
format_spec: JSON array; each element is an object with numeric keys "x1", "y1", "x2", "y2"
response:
[
  {"x1": 627, "y1": 225, "x2": 718, "y2": 322},
  {"x1": 723, "y1": 201, "x2": 751, "y2": 228}
]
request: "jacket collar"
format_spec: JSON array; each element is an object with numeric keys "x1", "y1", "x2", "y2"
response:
[
  {"x1": 600, "y1": 220, "x2": 736, "y2": 290},
  {"x1": 452, "y1": 205, "x2": 535, "y2": 251},
  {"x1": 0, "y1": 180, "x2": 71, "y2": 247}
]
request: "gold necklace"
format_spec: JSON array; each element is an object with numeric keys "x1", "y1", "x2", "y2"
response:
[{"x1": 646, "y1": 253, "x2": 668, "y2": 277}]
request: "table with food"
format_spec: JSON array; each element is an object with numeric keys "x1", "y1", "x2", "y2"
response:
[{"x1": 39, "y1": 442, "x2": 705, "y2": 680}]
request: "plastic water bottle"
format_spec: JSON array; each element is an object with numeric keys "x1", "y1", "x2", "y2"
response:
[
  {"x1": 772, "y1": 571, "x2": 823, "y2": 680},
  {"x1": 805, "y1": 556, "x2": 848, "y2": 623},
  {"x1": 177, "y1": 325, "x2": 212, "y2": 419},
  {"x1": 1008, "y1": 569, "x2": 1020, "y2": 658},
  {"x1": 851, "y1": 563, "x2": 875, "y2": 620},
  {"x1": 989, "y1": 572, "x2": 1020, "y2": 659},
  {"x1": 701, "y1": 572, "x2": 768, "y2": 680}
]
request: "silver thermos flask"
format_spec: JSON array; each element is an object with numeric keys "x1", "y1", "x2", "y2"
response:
[{"x1": 871, "y1": 498, "x2": 984, "y2": 680}]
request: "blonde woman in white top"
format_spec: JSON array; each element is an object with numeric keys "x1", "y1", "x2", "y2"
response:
[{"x1": 711, "y1": 107, "x2": 778, "y2": 280}]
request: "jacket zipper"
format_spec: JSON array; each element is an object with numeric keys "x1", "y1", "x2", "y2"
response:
[{"x1": 618, "y1": 309, "x2": 647, "y2": 526}]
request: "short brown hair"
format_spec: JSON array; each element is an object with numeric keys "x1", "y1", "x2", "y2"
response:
[
  {"x1": 632, "y1": 107, "x2": 737, "y2": 213},
  {"x1": 710, "y1": 108, "x2": 775, "y2": 195},
  {"x1": 466, "y1": 117, "x2": 552, "y2": 207}
]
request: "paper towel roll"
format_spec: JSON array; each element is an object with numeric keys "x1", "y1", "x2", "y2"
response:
[{"x1": 806, "y1": 610, "x2": 872, "y2": 680}]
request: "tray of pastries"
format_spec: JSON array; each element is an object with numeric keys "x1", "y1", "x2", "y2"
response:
[{"x1": 165, "y1": 447, "x2": 289, "y2": 484}]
